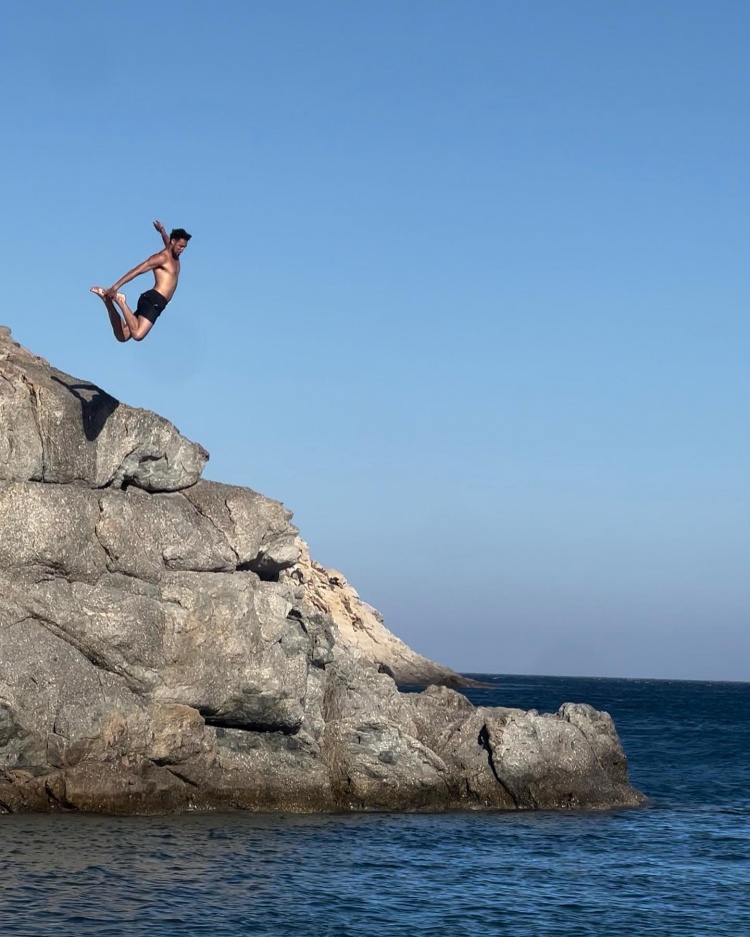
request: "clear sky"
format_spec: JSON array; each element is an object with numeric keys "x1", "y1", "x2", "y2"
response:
[{"x1": 2, "y1": 1, "x2": 747, "y2": 681}]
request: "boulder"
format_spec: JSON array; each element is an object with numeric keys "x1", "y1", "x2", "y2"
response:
[
  {"x1": 0, "y1": 330, "x2": 207, "y2": 490},
  {"x1": 0, "y1": 327, "x2": 645, "y2": 814}
]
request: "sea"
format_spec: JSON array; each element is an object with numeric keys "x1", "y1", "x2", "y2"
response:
[{"x1": 1, "y1": 675, "x2": 748, "y2": 936}]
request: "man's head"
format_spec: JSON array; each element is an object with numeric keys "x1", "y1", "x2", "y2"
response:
[{"x1": 169, "y1": 228, "x2": 191, "y2": 257}]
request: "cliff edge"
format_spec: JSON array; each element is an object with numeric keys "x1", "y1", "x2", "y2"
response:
[{"x1": 0, "y1": 327, "x2": 644, "y2": 814}]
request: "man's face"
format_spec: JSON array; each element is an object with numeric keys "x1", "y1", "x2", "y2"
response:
[{"x1": 171, "y1": 238, "x2": 189, "y2": 257}]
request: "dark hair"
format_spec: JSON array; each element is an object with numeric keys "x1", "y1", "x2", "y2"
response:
[{"x1": 169, "y1": 228, "x2": 192, "y2": 242}]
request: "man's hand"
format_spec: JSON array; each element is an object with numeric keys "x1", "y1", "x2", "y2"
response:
[{"x1": 153, "y1": 219, "x2": 169, "y2": 247}]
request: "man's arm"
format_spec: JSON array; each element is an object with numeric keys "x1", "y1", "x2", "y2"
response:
[
  {"x1": 153, "y1": 220, "x2": 170, "y2": 248},
  {"x1": 106, "y1": 251, "x2": 165, "y2": 297}
]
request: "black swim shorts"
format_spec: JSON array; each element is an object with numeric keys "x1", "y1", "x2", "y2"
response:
[{"x1": 136, "y1": 289, "x2": 169, "y2": 325}]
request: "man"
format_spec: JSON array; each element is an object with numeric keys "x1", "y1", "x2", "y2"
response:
[{"x1": 91, "y1": 221, "x2": 191, "y2": 342}]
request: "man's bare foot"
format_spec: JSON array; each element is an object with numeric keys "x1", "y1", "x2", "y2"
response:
[
  {"x1": 116, "y1": 292, "x2": 127, "y2": 304},
  {"x1": 90, "y1": 286, "x2": 108, "y2": 299}
]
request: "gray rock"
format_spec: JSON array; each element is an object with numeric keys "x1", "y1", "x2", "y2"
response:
[
  {"x1": 182, "y1": 480, "x2": 300, "y2": 576},
  {"x1": 480, "y1": 703, "x2": 638, "y2": 809},
  {"x1": 0, "y1": 332, "x2": 207, "y2": 491},
  {"x1": 0, "y1": 326, "x2": 645, "y2": 814},
  {"x1": 96, "y1": 488, "x2": 237, "y2": 580},
  {"x1": 0, "y1": 483, "x2": 106, "y2": 582}
]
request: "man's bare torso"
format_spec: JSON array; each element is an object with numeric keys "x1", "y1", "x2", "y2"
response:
[{"x1": 152, "y1": 249, "x2": 180, "y2": 302}]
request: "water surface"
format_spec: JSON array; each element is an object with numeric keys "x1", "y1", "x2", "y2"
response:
[{"x1": 1, "y1": 675, "x2": 748, "y2": 936}]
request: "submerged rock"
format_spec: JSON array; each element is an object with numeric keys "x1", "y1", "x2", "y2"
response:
[{"x1": 0, "y1": 327, "x2": 644, "y2": 814}]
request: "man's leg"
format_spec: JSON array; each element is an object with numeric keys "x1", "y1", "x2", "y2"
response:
[
  {"x1": 111, "y1": 292, "x2": 143, "y2": 338},
  {"x1": 90, "y1": 286, "x2": 130, "y2": 341}
]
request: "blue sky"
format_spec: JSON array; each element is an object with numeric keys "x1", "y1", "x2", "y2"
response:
[{"x1": 2, "y1": 1, "x2": 747, "y2": 680}]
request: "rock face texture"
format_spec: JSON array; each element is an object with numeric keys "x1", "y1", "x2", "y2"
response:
[
  {"x1": 284, "y1": 541, "x2": 472, "y2": 687},
  {"x1": 0, "y1": 327, "x2": 645, "y2": 814}
]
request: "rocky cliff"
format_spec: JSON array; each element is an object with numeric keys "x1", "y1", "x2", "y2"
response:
[{"x1": 0, "y1": 327, "x2": 644, "y2": 814}]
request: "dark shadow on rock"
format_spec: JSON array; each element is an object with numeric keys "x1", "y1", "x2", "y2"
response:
[{"x1": 51, "y1": 374, "x2": 120, "y2": 442}]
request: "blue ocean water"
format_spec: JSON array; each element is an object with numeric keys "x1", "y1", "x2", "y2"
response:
[{"x1": 1, "y1": 675, "x2": 748, "y2": 936}]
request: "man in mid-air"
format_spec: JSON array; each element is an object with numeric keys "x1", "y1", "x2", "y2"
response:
[{"x1": 91, "y1": 221, "x2": 191, "y2": 342}]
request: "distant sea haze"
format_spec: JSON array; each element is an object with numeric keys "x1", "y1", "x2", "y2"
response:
[{"x1": 1, "y1": 675, "x2": 747, "y2": 936}]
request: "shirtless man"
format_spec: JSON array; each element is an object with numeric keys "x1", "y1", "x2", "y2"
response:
[{"x1": 91, "y1": 221, "x2": 191, "y2": 342}]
